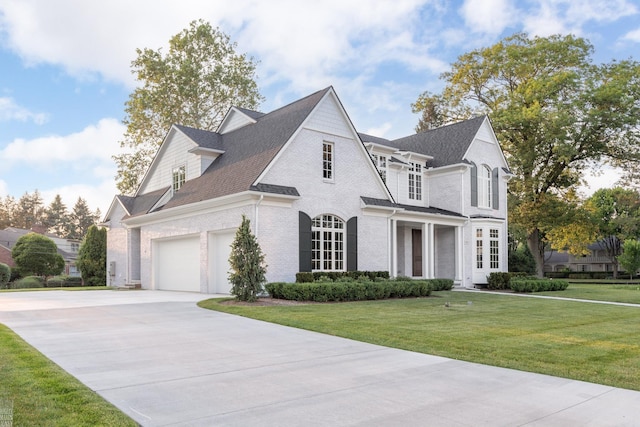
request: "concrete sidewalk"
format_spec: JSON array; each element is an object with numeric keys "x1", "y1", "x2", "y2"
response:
[{"x1": 1, "y1": 290, "x2": 639, "y2": 426}]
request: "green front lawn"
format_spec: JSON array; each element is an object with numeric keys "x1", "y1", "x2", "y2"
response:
[
  {"x1": 199, "y1": 291, "x2": 640, "y2": 391},
  {"x1": 0, "y1": 324, "x2": 137, "y2": 426},
  {"x1": 537, "y1": 283, "x2": 640, "y2": 304}
]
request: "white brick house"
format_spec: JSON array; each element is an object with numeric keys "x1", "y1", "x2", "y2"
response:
[{"x1": 104, "y1": 87, "x2": 511, "y2": 293}]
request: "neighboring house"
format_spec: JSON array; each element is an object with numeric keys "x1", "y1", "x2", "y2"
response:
[
  {"x1": 0, "y1": 227, "x2": 81, "y2": 276},
  {"x1": 104, "y1": 87, "x2": 511, "y2": 293},
  {"x1": 544, "y1": 241, "x2": 617, "y2": 274}
]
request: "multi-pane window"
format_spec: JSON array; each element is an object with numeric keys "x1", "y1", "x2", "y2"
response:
[
  {"x1": 478, "y1": 165, "x2": 492, "y2": 208},
  {"x1": 476, "y1": 229, "x2": 483, "y2": 269},
  {"x1": 172, "y1": 165, "x2": 186, "y2": 193},
  {"x1": 372, "y1": 154, "x2": 387, "y2": 182},
  {"x1": 323, "y1": 142, "x2": 334, "y2": 180},
  {"x1": 311, "y1": 214, "x2": 344, "y2": 271},
  {"x1": 409, "y1": 162, "x2": 422, "y2": 200},
  {"x1": 490, "y1": 228, "x2": 499, "y2": 269}
]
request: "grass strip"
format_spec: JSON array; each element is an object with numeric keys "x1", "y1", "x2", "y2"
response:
[
  {"x1": 199, "y1": 291, "x2": 640, "y2": 391},
  {"x1": 0, "y1": 324, "x2": 137, "y2": 426}
]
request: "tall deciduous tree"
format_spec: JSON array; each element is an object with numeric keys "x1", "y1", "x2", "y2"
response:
[
  {"x1": 113, "y1": 19, "x2": 263, "y2": 195},
  {"x1": 76, "y1": 225, "x2": 107, "y2": 286},
  {"x1": 11, "y1": 233, "x2": 64, "y2": 282},
  {"x1": 584, "y1": 187, "x2": 640, "y2": 278},
  {"x1": 618, "y1": 240, "x2": 640, "y2": 280},
  {"x1": 228, "y1": 215, "x2": 267, "y2": 302},
  {"x1": 412, "y1": 33, "x2": 640, "y2": 276}
]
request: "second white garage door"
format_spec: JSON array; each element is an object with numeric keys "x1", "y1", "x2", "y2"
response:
[{"x1": 155, "y1": 236, "x2": 200, "y2": 292}]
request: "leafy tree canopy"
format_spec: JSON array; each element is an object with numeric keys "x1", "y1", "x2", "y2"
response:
[
  {"x1": 413, "y1": 33, "x2": 640, "y2": 275},
  {"x1": 618, "y1": 240, "x2": 640, "y2": 280},
  {"x1": 11, "y1": 233, "x2": 64, "y2": 280},
  {"x1": 114, "y1": 19, "x2": 264, "y2": 195}
]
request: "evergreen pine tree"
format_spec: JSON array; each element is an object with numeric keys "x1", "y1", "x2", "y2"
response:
[{"x1": 228, "y1": 215, "x2": 266, "y2": 302}]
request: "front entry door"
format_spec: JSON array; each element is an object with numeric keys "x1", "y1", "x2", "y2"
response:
[{"x1": 412, "y1": 229, "x2": 422, "y2": 277}]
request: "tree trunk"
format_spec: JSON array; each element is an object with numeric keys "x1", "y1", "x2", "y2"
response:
[{"x1": 527, "y1": 228, "x2": 545, "y2": 278}]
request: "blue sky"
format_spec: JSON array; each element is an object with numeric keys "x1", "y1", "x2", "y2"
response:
[{"x1": 1, "y1": 0, "x2": 639, "y2": 214}]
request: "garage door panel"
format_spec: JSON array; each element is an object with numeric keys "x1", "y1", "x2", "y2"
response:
[{"x1": 155, "y1": 236, "x2": 200, "y2": 292}]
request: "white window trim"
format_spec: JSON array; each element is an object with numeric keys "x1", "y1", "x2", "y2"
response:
[
  {"x1": 408, "y1": 162, "x2": 422, "y2": 201},
  {"x1": 172, "y1": 164, "x2": 186, "y2": 194},
  {"x1": 478, "y1": 165, "x2": 492, "y2": 208},
  {"x1": 323, "y1": 141, "x2": 334, "y2": 182},
  {"x1": 311, "y1": 214, "x2": 345, "y2": 272}
]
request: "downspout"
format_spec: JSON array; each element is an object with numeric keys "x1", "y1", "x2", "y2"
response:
[{"x1": 255, "y1": 195, "x2": 264, "y2": 238}]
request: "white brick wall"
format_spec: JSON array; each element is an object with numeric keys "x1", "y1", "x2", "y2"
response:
[{"x1": 106, "y1": 203, "x2": 129, "y2": 287}]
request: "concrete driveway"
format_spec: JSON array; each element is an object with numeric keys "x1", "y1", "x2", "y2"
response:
[{"x1": 1, "y1": 290, "x2": 639, "y2": 426}]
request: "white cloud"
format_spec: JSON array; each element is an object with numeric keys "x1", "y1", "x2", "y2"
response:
[
  {"x1": 41, "y1": 179, "x2": 117, "y2": 217},
  {"x1": 523, "y1": 0, "x2": 638, "y2": 37},
  {"x1": 0, "y1": 118, "x2": 125, "y2": 168},
  {"x1": 0, "y1": 0, "x2": 440, "y2": 94},
  {"x1": 622, "y1": 28, "x2": 640, "y2": 42},
  {"x1": 460, "y1": 0, "x2": 517, "y2": 35},
  {"x1": 0, "y1": 179, "x2": 7, "y2": 197},
  {"x1": 0, "y1": 96, "x2": 48, "y2": 124},
  {"x1": 0, "y1": 118, "x2": 125, "y2": 213}
]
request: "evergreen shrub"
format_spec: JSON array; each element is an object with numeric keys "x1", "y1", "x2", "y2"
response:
[{"x1": 510, "y1": 278, "x2": 569, "y2": 293}]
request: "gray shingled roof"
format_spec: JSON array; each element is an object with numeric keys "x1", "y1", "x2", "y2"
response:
[
  {"x1": 116, "y1": 187, "x2": 169, "y2": 218},
  {"x1": 366, "y1": 116, "x2": 487, "y2": 168},
  {"x1": 174, "y1": 125, "x2": 224, "y2": 151},
  {"x1": 361, "y1": 197, "x2": 464, "y2": 218},
  {"x1": 157, "y1": 87, "x2": 331, "y2": 210},
  {"x1": 235, "y1": 107, "x2": 266, "y2": 121},
  {"x1": 122, "y1": 89, "x2": 488, "y2": 218}
]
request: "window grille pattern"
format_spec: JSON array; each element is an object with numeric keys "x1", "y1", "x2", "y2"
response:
[
  {"x1": 172, "y1": 165, "x2": 186, "y2": 193},
  {"x1": 323, "y1": 142, "x2": 333, "y2": 180},
  {"x1": 312, "y1": 214, "x2": 344, "y2": 271},
  {"x1": 409, "y1": 162, "x2": 422, "y2": 200}
]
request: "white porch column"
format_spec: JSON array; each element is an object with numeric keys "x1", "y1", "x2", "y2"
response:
[
  {"x1": 421, "y1": 223, "x2": 428, "y2": 279},
  {"x1": 455, "y1": 225, "x2": 464, "y2": 284},
  {"x1": 427, "y1": 223, "x2": 435, "y2": 279},
  {"x1": 389, "y1": 218, "x2": 398, "y2": 278}
]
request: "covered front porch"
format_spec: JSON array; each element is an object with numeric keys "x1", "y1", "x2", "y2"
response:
[{"x1": 388, "y1": 217, "x2": 466, "y2": 285}]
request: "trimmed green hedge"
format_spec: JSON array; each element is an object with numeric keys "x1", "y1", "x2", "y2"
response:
[
  {"x1": 265, "y1": 280, "x2": 431, "y2": 302},
  {"x1": 266, "y1": 278, "x2": 453, "y2": 302},
  {"x1": 510, "y1": 278, "x2": 569, "y2": 293},
  {"x1": 295, "y1": 271, "x2": 390, "y2": 283},
  {"x1": 46, "y1": 276, "x2": 83, "y2": 287}
]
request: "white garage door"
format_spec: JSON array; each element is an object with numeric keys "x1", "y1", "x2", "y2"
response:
[
  {"x1": 155, "y1": 236, "x2": 200, "y2": 292},
  {"x1": 208, "y1": 230, "x2": 236, "y2": 294}
]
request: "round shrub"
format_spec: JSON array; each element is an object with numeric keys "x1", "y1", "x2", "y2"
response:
[{"x1": 13, "y1": 276, "x2": 44, "y2": 289}]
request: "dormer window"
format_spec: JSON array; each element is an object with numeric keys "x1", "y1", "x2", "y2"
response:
[
  {"x1": 372, "y1": 154, "x2": 387, "y2": 183},
  {"x1": 172, "y1": 165, "x2": 186, "y2": 193}
]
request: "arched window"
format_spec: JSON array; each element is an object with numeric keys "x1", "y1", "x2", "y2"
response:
[
  {"x1": 478, "y1": 165, "x2": 492, "y2": 208},
  {"x1": 311, "y1": 214, "x2": 345, "y2": 271}
]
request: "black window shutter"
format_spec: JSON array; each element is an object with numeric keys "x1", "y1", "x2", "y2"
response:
[
  {"x1": 470, "y1": 162, "x2": 478, "y2": 207},
  {"x1": 299, "y1": 211, "x2": 312, "y2": 272},
  {"x1": 347, "y1": 216, "x2": 358, "y2": 271},
  {"x1": 492, "y1": 167, "x2": 499, "y2": 210}
]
